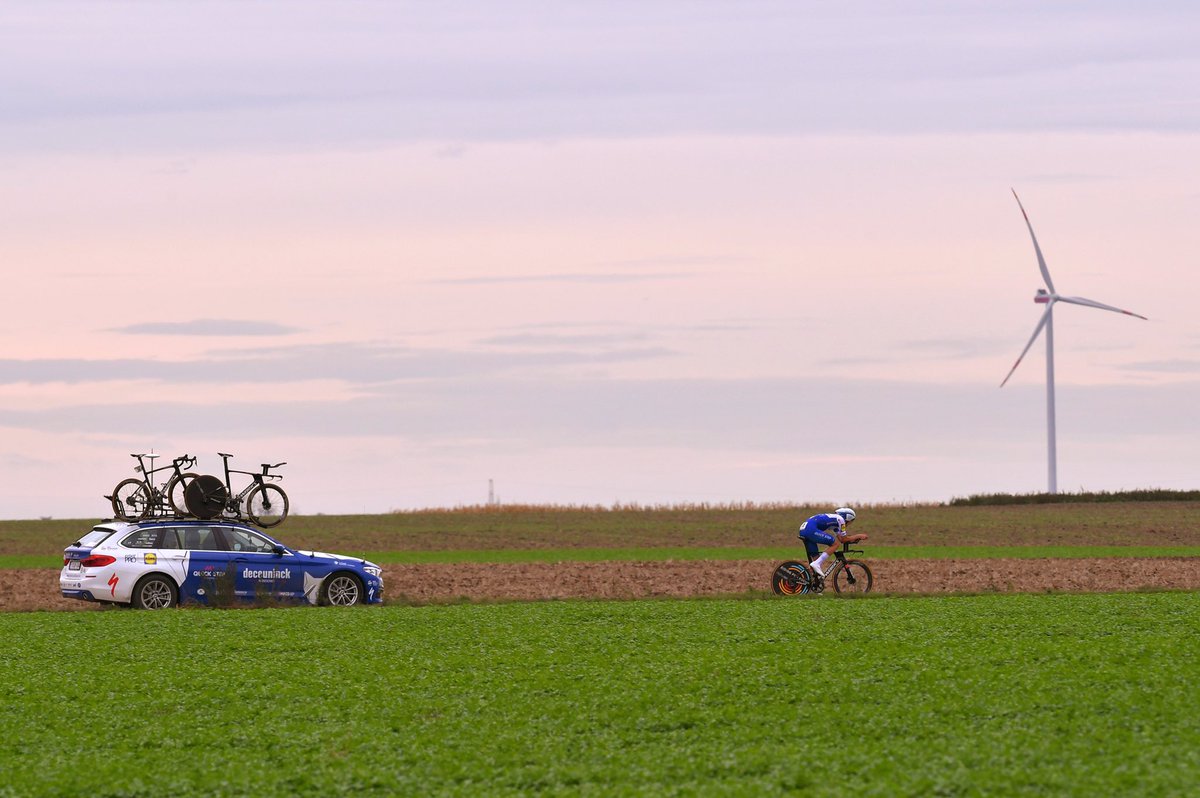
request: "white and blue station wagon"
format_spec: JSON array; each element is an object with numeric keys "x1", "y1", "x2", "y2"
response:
[{"x1": 60, "y1": 519, "x2": 383, "y2": 608}]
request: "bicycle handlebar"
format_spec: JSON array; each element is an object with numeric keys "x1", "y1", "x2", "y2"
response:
[{"x1": 262, "y1": 462, "x2": 286, "y2": 473}]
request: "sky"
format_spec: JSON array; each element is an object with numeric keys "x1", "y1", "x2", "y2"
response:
[{"x1": 2, "y1": 1, "x2": 1199, "y2": 519}]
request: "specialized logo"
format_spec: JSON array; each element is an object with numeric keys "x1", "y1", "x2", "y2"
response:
[
  {"x1": 108, "y1": 574, "x2": 119, "y2": 597},
  {"x1": 144, "y1": 553, "x2": 157, "y2": 565},
  {"x1": 242, "y1": 568, "x2": 291, "y2": 580}
]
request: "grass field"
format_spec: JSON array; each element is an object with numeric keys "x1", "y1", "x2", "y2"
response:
[
  {"x1": 2, "y1": 592, "x2": 1198, "y2": 797},
  {"x1": 7, "y1": 544, "x2": 1200, "y2": 571},
  {"x1": 3, "y1": 501, "x2": 1200, "y2": 565}
]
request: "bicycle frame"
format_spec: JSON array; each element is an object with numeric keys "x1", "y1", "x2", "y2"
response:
[
  {"x1": 132, "y1": 454, "x2": 181, "y2": 491},
  {"x1": 216, "y1": 453, "x2": 286, "y2": 515},
  {"x1": 111, "y1": 453, "x2": 197, "y2": 520},
  {"x1": 773, "y1": 543, "x2": 873, "y2": 595}
]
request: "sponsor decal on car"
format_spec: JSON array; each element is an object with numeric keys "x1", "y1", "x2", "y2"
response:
[
  {"x1": 193, "y1": 566, "x2": 227, "y2": 578},
  {"x1": 108, "y1": 574, "x2": 119, "y2": 597},
  {"x1": 242, "y1": 567, "x2": 291, "y2": 580},
  {"x1": 144, "y1": 553, "x2": 157, "y2": 565},
  {"x1": 125, "y1": 554, "x2": 138, "y2": 563}
]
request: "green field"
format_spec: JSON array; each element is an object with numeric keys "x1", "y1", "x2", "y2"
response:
[
  {"x1": 2, "y1": 592, "x2": 1198, "y2": 797},
  {"x1": 8, "y1": 543, "x2": 1200, "y2": 571},
  {"x1": 4, "y1": 501, "x2": 1200, "y2": 567}
]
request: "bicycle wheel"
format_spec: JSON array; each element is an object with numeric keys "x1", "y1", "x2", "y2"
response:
[
  {"x1": 166, "y1": 472, "x2": 199, "y2": 517},
  {"x1": 771, "y1": 561, "x2": 811, "y2": 596},
  {"x1": 247, "y1": 484, "x2": 289, "y2": 528},
  {"x1": 832, "y1": 560, "x2": 873, "y2": 594},
  {"x1": 184, "y1": 474, "x2": 227, "y2": 520},
  {"x1": 112, "y1": 479, "x2": 153, "y2": 521}
]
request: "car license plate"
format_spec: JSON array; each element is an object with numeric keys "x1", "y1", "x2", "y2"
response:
[{"x1": 68, "y1": 559, "x2": 81, "y2": 571}]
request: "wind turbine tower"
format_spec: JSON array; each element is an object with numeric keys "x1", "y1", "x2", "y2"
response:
[{"x1": 1000, "y1": 190, "x2": 1147, "y2": 494}]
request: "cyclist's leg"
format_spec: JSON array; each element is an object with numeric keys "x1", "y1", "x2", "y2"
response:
[{"x1": 803, "y1": 530, "x2": 836, "y2": 573}]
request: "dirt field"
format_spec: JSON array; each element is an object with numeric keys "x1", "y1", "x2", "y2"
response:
[{"x1": 6, "y1": 557, "x2": 1200, "y2": 612}]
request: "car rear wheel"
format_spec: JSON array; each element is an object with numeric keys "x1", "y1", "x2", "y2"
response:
[
  {"x1": 132, "y1": 574, "x2": 177, "y2": 609},
  {"x1": 321, "y1": 573, "x2": 362, "y2": 606}
]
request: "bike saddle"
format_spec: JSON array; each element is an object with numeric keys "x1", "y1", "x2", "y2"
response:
[
  {"x1": 132, "y1": 453, "x2": 160, "y2": 459},
  {"x1": 218, "y1": 452, "x2": 233, "y2": 458}
]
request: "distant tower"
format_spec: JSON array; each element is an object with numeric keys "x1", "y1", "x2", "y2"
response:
[{"x1": 488, "y1": 479, "x2": 495, "y2": 506}]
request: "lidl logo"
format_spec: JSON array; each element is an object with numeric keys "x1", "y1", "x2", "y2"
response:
[{"x1": 144, "y1": 553, "x2": 157, "y2": 565}]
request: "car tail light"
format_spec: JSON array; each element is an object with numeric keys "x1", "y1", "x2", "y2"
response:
[
  {"x1": 81, "y1": 554, "x2": 116, "y2": 568},
  {"x1": 63, "y1": 556, "x2": 70, "y2": 566}
]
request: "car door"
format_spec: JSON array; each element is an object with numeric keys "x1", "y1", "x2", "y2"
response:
[
  {"x1": 221, "y1": 526, "x2": 302, "y2": 602},
  {"x1": 168, "y1": 526, "x2": 236, "y2": 605}
]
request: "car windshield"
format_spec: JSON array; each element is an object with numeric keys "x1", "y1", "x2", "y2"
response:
[{"x1": 75, "y1": 528, "x2": 115, "y2": 548}]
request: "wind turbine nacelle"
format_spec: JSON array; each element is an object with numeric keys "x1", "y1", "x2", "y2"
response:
[{"x1": 1034, "y1": 289, "x2": 1052, "y2": 304}]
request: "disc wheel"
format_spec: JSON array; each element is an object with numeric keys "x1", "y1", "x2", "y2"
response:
[
  {"x1": 184, "y1": 474, "x2": 227, "y2": 519},
  {"x1": 131, "y1": 574, "x2": 177, "y2": 609},
  {"x1": 166, "y1": 472, "x2": 199, "y2": 516},
  {"x1": 321, "y1": 573, "x2": 362, "y2": 606},
  {"x1": 832, "y1": 560, "x2": 873, "y2": 594},
  {"x1": 112, "y1": 478, "x2": 153, "y2": 521},
  {"x1": 246, "y1": 484, "x2": 289, "y2": 528},
  {"x1": 771, "y1": 561, "x2": 811, "y2": 596}
]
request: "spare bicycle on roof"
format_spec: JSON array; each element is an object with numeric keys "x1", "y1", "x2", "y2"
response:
[
  {"x1": 108, "y1": 453, "x2": 199, "y2": 521},
  {"x1": 183, "y1": 453, "x2": 290, "y2": 528},
  {"x1": 104, "y1": 452, "x2": 290, "y2": 528}
]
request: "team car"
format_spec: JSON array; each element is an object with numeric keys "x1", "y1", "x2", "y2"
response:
[{"x1": 60, "y1": 519, "x2": 383, "y2": 608}]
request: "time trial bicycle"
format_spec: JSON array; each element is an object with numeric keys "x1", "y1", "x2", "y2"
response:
[
  {"x1": 183, "y1": 452, "x2": 289, "y2": 528},
  {"x1": 771, "y1": 543, "x2": 874, "y2": 596}
]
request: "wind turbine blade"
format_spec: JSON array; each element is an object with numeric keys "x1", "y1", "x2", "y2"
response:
[
  {"x1": 1012, "y1": 189, "x2": 1056, "y2": 293},
  {"x1": 1057, "y1": 295, "x2": 1148, "y2": 320},
  {"x1": 1001, "y1": 304, "x2": 1054, "y2": 387}
]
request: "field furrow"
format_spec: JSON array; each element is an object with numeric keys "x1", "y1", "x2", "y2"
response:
[{"x1": 8, "y1": 556, "x2": 1199, "y2": 612}]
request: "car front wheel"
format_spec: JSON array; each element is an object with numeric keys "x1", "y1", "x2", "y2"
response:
[
  {"x1": 321, "y1": 573, "x2": 362, "y2": 606},
  {"x1": 132, "y1": 574, "x2": 178, "y2": 609}
]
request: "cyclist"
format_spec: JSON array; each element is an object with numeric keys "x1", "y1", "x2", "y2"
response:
[{"x1": 798, "y1": 507, "x2": 868, "y2": 577}]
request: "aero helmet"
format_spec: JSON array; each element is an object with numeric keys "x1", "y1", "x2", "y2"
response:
[{"x1": 835, "y1": 507, "x2": 856, "y2": 523}]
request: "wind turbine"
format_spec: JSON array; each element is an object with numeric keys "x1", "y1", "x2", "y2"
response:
[{"x1": 1000, "y1": 190, "x2": 1147, "y2": 494}]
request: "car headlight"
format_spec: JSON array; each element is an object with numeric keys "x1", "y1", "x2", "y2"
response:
[{"x1": 363, "y1": 565, "x2": 382, "y2": 578}]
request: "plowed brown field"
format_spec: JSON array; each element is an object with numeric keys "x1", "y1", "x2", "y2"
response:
[{"x1": 7, "y1": 557, "x2": 1200, "y2": 611}]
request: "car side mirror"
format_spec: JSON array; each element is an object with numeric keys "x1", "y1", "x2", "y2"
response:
[{"x1": 272, "y1": 545, "x2": 286, "y2": 556}]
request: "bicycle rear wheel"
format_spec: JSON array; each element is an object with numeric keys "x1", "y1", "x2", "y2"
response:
[
  {"x1": 112, "y1": 479, "x2": 152, "y2": 521},
  {"x1": 771, "y1": 561, "x2": 812, "y2": 596},
  {"x1": 246, "y1": 484, "x2": 289, "y2": 528},
  {"x1": 832, "y1": 560, "x2": 873, "y2": 594},
  {"x1": 184, "y1": 474, "x2": 227, "y2": 520}
]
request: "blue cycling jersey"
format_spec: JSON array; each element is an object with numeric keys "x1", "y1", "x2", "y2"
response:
[
  {"x1": 797, "y1": 513, "x2": 846, "y2": 558},
  {"x1": 799, "y1": 513, "x2": 846, "y2": 538}
]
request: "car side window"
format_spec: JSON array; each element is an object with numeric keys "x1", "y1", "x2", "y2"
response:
[
  {"x1": 121, "y1": 528, "x2": 163, "y2": 549},
  {"x1": 174, "y1": 527, "x2": 224, "y2": 551},
  {"x1": 223, "y1": 527, "x2": 276, "y2": 553},
  {"x1": 159, "y1": 528, "x2": 182, "y2": 550}
]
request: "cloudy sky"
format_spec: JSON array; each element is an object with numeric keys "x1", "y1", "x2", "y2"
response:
[{"x1": 2, "y1": 1, "x2": 1199, "y2": 519}]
